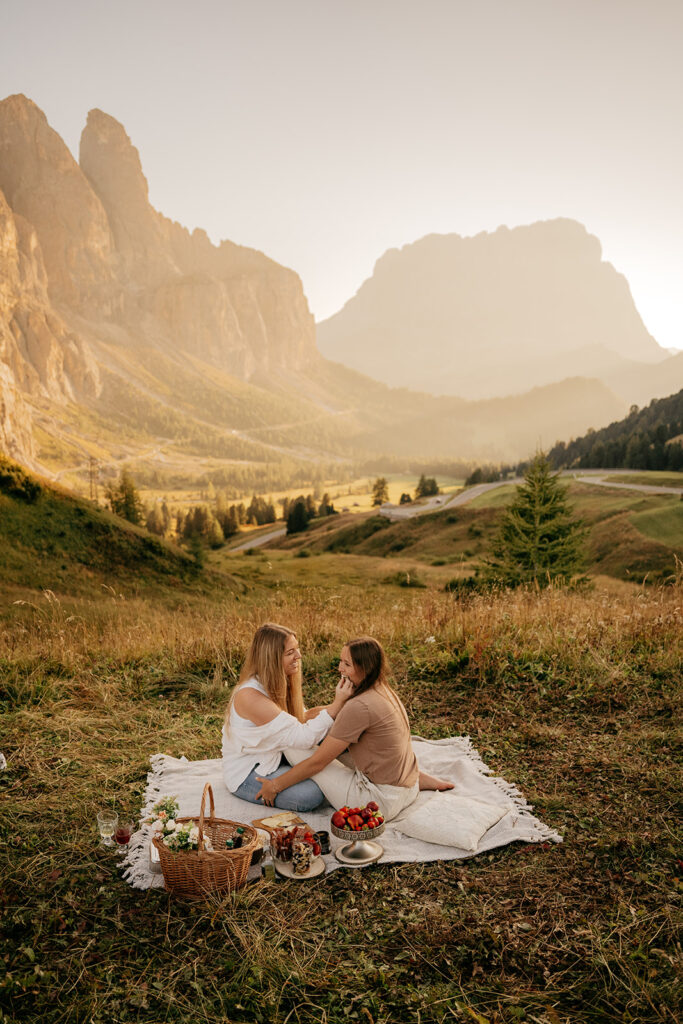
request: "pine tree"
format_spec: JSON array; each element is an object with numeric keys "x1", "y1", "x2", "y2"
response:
[
  {"x1": 207, "y1": 517, "x2": 225, "y2": 549},
  {"x1": 372, "y1": 477, "x2": 389, "y2": 506},
  {"x1": 415, "y1": 474, "x2": 439, "y2": 498},
  {"x1": 146, "y1": 504, "x2": 166, "y2": 536},
  {"x1": 287, "y1": 498, "x2": 310, "y2": 535},
  {"x1": 105, "y1": 469, "x2": 144, "y2": 525},
  {"x1": 484, "y1": 453, "x2": 586, "y2": 588}
]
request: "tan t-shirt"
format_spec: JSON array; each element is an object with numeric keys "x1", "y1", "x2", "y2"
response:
[{"x1": 329, "y1": 685, "x2": 418, "y2": 788}]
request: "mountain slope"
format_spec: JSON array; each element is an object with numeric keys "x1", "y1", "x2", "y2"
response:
[
  {"x1": 548, "y1": 388, "x2": 683, "y2": 470},
  {"x1": 0, "y1": 453, "x2": 241, "y2": 598}
]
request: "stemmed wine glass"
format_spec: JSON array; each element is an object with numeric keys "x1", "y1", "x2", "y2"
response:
[
  {"x1": 97, "y1": 809, "x2": 118, "y2": 848},
  {"x1": 114, "y1": 820, "x2": 133, "y2": 854}
]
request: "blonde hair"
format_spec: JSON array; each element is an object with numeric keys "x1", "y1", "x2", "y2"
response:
[{"x1": 224, "y1": 622, "x2": 304, "y2": 730}]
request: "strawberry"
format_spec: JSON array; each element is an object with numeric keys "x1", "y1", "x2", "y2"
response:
[
  {"x1": 331, "y1": 811, "x2": 346, "y2": 828},
  {"x1": 366, "y1": 801, "x2": 379, "y2": 812}
]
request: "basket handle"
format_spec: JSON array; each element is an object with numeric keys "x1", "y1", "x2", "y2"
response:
[{"x1": 197, "y1": 782, "x2": 215, "y2": 852}]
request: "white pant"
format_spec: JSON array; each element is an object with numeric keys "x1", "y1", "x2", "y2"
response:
[{"x1": 283, "y1": 747, "x2": 419, "y2": 822}]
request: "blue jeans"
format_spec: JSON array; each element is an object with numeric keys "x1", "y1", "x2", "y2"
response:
[{"x1": 233, "y1": 757, "x2": 325, "y2": 813}]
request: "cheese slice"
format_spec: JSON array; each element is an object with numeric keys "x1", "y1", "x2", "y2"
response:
[{"x1": 259, "y1": 811, "x2": 301, "y2": 828}]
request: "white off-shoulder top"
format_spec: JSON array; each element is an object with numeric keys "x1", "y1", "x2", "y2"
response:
[{"x1": 221, "y1": 677, "x2": 333, "y2": 791}]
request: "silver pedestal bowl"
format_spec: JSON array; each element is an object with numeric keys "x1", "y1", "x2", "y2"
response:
[{"x1": 331, "y1": 820, "x2": 385, "y2": 867}]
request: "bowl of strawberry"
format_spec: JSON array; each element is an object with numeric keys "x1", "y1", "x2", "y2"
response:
[{"x1": 330, "y1": 802, "x2": 385, "y2": 865}]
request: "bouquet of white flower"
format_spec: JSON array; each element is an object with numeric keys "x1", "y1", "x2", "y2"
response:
[{"x1": 156, "y1": 817, "x2": 214, "y2": 852}]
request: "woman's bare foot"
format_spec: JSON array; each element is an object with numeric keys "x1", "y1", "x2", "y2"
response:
[{"x1": 419, "y1": 770, "x2": 455, "y2": 791}]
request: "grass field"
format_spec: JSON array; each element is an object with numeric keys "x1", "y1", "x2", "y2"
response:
[
  {"x1": 604, "y1": 473, "x2": 683, "y2": 489},
  {"x1": 1, "y1": 573, "x2": 682, "y2": 1024},
  {"x1": 1, "y1": 463, "x2": 682, "y2": 1023}
]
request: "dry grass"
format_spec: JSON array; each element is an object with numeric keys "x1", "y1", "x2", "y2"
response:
[{"x1": 1, "y1": 576, "x2": 682, "y2": 1023}]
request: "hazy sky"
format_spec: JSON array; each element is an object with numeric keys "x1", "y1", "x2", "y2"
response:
[{"x1": 2, "y1": 0, "x2": 682, "y2": 349}]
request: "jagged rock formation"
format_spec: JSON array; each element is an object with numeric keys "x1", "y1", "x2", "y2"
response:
[
  {"x1": 317, "y1": 221, "x2": 672, "y2": 401},
  {"x1": 77, "y1": 107, "x2": 315, "y2": 375},
  {"x1": 0, "y1": 94, "x2": 667, "y2": 475},
  {"x1": 0, "y1": 180, "x2": 100, "y2": 462},
  {"x1": 0, "y1": 95, "x2": 318, "y2": 465}
]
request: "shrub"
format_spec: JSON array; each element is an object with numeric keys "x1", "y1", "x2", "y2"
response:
[
  {"x1": 383, "y1": 569, "x2": 426, "y2": 588},
  {"x1": 0, "y1": 456, "x2": 42, "y2": 502}
]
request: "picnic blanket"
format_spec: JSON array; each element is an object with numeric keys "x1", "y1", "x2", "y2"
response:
[{"x1": 122, "y1": 736, "x2": 562, "y2": 889}]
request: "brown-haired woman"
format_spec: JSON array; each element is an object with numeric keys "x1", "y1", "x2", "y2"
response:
[
  {"x1": 255, "y1": 636, "x2": 452, "y2": 821},
  {"x1": 222, "y1": 623, "x2": 353, "y2": 812}
]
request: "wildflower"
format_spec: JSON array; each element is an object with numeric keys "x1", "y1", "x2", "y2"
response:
[
  {"x1": 425, "y1": 636, "x2": 436, "y2": 644},
  {"x1": 151, "y1": 820, "x2": 164, "y2": 833}
]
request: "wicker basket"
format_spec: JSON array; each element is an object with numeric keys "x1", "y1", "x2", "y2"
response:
[{"x1": 153, "y1": 783, "x2": 258, "y2": 899}]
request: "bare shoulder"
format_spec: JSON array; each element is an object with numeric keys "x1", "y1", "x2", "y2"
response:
[{"x1": 233, "y1": 686, "x2": 281, "y2": 726}]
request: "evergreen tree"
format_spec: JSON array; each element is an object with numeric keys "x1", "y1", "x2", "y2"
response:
[
  {"x1": 105, "y1": 469, "x2": 144, "y2": 525},
  {"x1": 287, "y1": 498, "x2": 310, "y2": 535},
  {"x1": 483, "y1": 453, "x2": 586, "y2": 588},
  {"x1": 318, "y1": 492, "x2": 336, "y2": 516},
  {"x1": 414, "y1": 474, "x2": 439, "y2": 498},
  {"x1": 399, "y1": 492, "x2": 412, "y2": 505},
  {"x1": 372, "y1": 477, "x2": 389, "y2": 506},
  {"x1": 207, "y1": 517, "x2": 225, "y2": 549},
  {"x1": 146, "y1": 504, "x2": 166, "y2": 536},
  {"x1": 161, "y1": 500, "x2": 171, "y2": 534}
]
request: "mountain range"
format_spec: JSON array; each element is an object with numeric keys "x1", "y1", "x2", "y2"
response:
[
  {"x1": 317, "y1": 222, "x2": 682, "y2": 406},
  {"x1": 0, "y1": 94, "x2": 673, "y2": 486}
]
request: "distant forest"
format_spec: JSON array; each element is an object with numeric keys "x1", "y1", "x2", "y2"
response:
[{"x1": 548, "y1": 389, "x2": 683, "y2": 471}]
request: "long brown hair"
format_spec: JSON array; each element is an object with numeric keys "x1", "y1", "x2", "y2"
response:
[
  {"x1": 345, "y1": 636, "x2": 410, "y2": 730},
  {"x1": 224, "y1": 622, "x2": 305, "y2": 730}
]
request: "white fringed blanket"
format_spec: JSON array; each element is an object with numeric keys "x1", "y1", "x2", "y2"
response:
[{"x1": 122, "y1": 736, "x2": 562, "y2": 889}]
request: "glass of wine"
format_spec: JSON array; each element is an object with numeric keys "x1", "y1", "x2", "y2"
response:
[
  {"x1": 114, "y1": 820, "x2": 133, "y2": 853},
  {"x1": 97, "y1": 809, "x2": 118, "y2": 848}
]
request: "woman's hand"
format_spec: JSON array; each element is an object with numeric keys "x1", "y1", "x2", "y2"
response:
[
  {"x1": 335, "y1": 676, "x2": 355, "y2": 701},
  {"x1": 255, "y1": 777, "x2": 279, "y2": 806},
  {"x1": 255, "y1": 777, "x2": 278, "y2": 806},
  {"x1": 328, "y1": 675, "x2": 354, "y2": 716}
]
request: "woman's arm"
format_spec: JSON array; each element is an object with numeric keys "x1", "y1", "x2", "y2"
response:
[
  {"x1": 255, "y1": 734, "x2": 349, "y2": 805},
  {"x1": 235, "y1": 677, "x2": 353, "y2": 726}
]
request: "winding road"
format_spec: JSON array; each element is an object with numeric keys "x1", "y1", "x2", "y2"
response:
[{"x1": 228, "y1": 470, "x2": 680, "y2": 551}]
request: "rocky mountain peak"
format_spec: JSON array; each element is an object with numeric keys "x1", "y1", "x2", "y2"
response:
[
  {"x1": 81, "y1": 108, "x2": 151, "y2": 207},
  {"x1": 0, "y1": 94, "x2": 116, "y2": 313},
  {"x1": 318, "y1": 218, "x2": 666, "y2": 399}
]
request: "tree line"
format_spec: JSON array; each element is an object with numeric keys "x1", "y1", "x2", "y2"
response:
[
  {"x1": 104, "y1": 471, "x2": 339, "y2": 546},
  {"x1": 547, "y1": 390, "x2": 683, "y2": 472}
]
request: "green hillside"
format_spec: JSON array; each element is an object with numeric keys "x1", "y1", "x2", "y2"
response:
[
  {"x1": 0, "y1": 456, "x2": 241, "y2": 601},
  {"x1": 548, "y1": 387, "x2": 683, "y2": 470},
  {"x1": 267, "y1": 481, "x2": 683, "y2": 584}
]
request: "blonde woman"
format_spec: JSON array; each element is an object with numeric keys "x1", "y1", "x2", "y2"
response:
[
  {"x1": 255, "y1": 636, "x2": 453, "y2": 822},
  {"x1": 222, "y1": 622, "x2": 353, "y2": 811}
]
